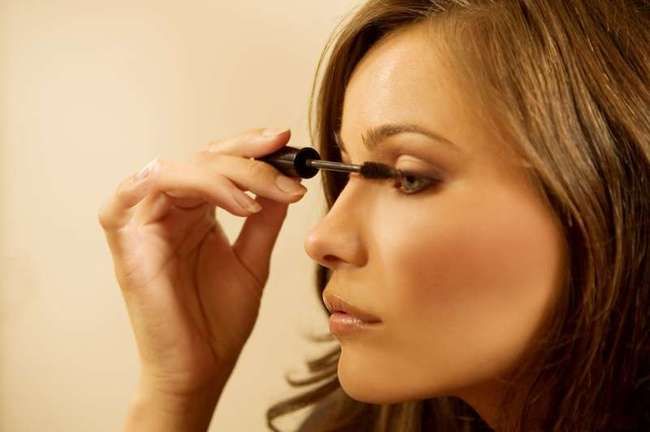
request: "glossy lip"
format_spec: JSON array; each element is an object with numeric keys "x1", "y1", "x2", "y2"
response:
[{"x1": 323, "y1": 293, "x2": 382, "y2": 324}]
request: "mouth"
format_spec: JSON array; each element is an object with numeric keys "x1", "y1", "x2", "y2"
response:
[{"x1": 323, "y1": 293, "x2": 382, "y2": 324}]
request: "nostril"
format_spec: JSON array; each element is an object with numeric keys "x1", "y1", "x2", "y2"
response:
[{"x1": 322, "y1": 254, "x2": 341, "y2": 266}]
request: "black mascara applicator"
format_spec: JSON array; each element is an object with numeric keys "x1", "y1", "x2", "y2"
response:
[{"x1": 255, "y1": 145, "x2": 399, "y2": 181}]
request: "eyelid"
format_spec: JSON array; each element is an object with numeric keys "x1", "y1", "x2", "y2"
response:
[
  {"x1": 397, "y1": 161, "x2": 447, "y2": 182},
  {"x1": 338, "y1": 145, "x2": 447, "y2": 177}
]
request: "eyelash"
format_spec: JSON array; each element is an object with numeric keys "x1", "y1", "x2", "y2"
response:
[
  {"x1": 334, "y1": 141, "x2": 442, "y2": 195},
  {"x1": 392, "y1": 170, "x2": 442, "y2": 195},
  {"x1": 336, "y1": 167, "x2": 442, "y2": 195}
]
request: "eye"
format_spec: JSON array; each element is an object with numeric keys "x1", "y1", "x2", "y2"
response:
[
  {"x1": 393, "y1": 170, "x2": 442, "y2": 195},
  {"x1": 334, "y1": 145, "x2": 442, "y2": 196}
]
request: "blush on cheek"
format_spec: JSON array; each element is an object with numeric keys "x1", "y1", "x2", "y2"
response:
[
  {"x1": 369, "y1": 191, "x2": 567, "y2": 394},
  {"x1": 379, "y1": 187, "x2": 566, "y2": 344}
]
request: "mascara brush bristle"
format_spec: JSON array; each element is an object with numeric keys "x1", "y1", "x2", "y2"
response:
[{"x1": 359, "y1": 161, "x2": 398, "y2": 179}]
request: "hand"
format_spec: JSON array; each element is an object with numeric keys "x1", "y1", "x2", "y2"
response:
[{"x1": 98, "y1": 128, "x2": 307, "y2": 398}]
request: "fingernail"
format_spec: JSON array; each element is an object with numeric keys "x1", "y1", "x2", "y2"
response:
[
  {"x1": 132, "y1": 158, "x2": 159, "y2": 183},
  {"x1": 262, "y1": 127, "x2": 289, "y2": 137},
  {"x1": 234, "y1": 191, "x2": 263, "y2": 213},
  {"x1": 275, "y1": 175, "x2": 307, "y2": 194},
  {"x1": 246, "y1": 201, "x2": 263, "y2": 213}
]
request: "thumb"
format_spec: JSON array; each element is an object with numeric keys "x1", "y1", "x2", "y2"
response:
[{"x1": 231, "y1": 194, "x2": 292, "y2": 286}]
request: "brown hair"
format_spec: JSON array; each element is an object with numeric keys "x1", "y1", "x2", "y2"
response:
[{"x1": 266, "y1": 1, "x2": 649, "y2": 430}]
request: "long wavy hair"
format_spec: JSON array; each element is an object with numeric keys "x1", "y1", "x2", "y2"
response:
[{"x1": 266, "y1": 1, "x2": 649, "y2": 430}]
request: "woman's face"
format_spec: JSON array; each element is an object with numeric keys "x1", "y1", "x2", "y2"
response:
[{"x1": 303, "y1": 22, "x2": 568, "y2": 410}]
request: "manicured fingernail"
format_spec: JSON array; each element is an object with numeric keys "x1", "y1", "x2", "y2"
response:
[
  {"x1": 132, "y1": 158, "x2": 159, "y2": 183},
  {"x1": 246, "y1": 201, "x2": 263, "y2": 213},
  {"x1": 262, "y1": 128, "x2": 289, "y2": 137},
  {"x1": 275, "y1": 175, "x2": 307, "y2": 194},
  {"x1": 234, "y1": 191, "x2": 262, "y2": 213}
]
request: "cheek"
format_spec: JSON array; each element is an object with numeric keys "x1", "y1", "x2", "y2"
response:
[
  {"x1": 376, "y1": 187, "x2": 567, "y2": 318},
  {"x1": 372, "y1": 186, "x2": 567, "y2": 384}
]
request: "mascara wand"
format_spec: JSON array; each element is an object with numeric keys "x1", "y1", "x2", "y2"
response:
[{"x1": 255, "y1": 145, "x2": 399, "y2": 180}]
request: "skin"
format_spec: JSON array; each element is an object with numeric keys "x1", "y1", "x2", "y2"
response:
[{"x1": 303, "y1": 22, "x2": 568, "y2": 429}]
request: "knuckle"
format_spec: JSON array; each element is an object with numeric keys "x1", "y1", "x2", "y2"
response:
[
  {"x1": 205, "y1": 139, "x2": 223, "y2": 153},
  {"x1": 208, "y1": 153, "x2": 227, "y2": 166},
  {"x1": 205, "y1": 128, "x2": 262, "y2": 154},
  {"x1": 201, "y1": 153, "x2": 228, "y2": 175},
  {"x1": 97, "y1": 204, "x2": 112, "y2": 230},
  {"x1": 115, "y1": 183, "x2": 132, "y2": 202},
  {"x1": 191, "y1": 149, "x2": 210, "y2": 163},
  {"x1": 97, "y1": 210, "x2": 108, "y2": 229},
  {"x1": 213, "y1": 173, "x2": 235, "y2": 194},
  {"x1": 242, "y1": 157, "x2": 270, "y2": 179},
  {"x1": 242, "y1": 159, "x2": 260, "y2": 177}
]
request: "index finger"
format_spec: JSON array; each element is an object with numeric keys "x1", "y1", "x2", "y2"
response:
[{"x1": 206, "y1": 128, "x2": 292, "y2": 158}]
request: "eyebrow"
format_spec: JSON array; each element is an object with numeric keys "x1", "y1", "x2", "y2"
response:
[{"x1": 334, "y1": 122, "x2": 461, "y2": 154}]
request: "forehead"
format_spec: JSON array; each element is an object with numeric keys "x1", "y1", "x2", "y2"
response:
[
  {"x1": 339, "y1": 21, "x2": 521, "y2": 165},
  {"x1": 341, "y1": 22, "x2": 464, "y2": 136}
]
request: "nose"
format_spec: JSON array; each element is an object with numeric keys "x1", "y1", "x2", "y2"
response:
[{"x1": 303, "y1": 181, "x2": 368, "y2": 269}]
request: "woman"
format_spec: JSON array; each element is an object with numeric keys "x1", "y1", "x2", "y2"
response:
[{"x1": 98, "y1": 0, "x2": 649, "y2": 430}]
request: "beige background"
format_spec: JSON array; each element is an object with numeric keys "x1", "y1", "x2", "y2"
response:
[{"x1": 1, "y1": 1, "x2": 362, "y2": 430}]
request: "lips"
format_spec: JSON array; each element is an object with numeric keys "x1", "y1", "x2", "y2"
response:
[{"x1": 323, "y1": 293, "x2": 382, "y2": 323}]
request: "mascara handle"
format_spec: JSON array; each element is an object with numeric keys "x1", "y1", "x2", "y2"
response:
[{"x1": 255, "y1": 145, "x2": 321, "y2": 179}]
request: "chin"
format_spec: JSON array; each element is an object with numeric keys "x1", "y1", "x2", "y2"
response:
[
  {"x1": 339, "y1": 382, "x2": 405, "y2": 404},
  {"x1": 337, "y1": 359, "x2": 423, "y2": 404},
  {"x1": 336, "y1": 351, "x2": 468, "y2": 404}
]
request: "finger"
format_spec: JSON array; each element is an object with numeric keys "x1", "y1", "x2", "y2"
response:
[
  {"x1": 200, "y1": 154, "x2": 307, "y2": 204},
  {"x1": 205, "y1": 127, "x2": 292, "y2": 158},
  {"x1": 98, "y1": 157, "x2": 161, "y2": 233},
  {"x1": 131, "y1": 190, "x2": 175, "y2": 226},
  {"x1": 147, "y1": 158, "x2": 265, "y2": 218},
  {"x1": 232, "y1": 195, "x2": 291, "y2": 287},
  {"x1": 134, "y1": 187, "x2": 212, "y2": 227}
]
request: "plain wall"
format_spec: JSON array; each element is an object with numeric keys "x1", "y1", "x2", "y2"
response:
[{"x1": 1, "y1": 1, "x2": 362, "y2": 430}]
